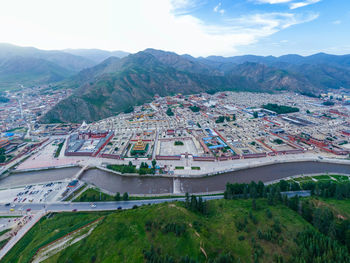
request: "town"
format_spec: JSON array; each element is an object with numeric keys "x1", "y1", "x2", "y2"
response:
[{"x1": 1, "y1": 91, "x2": 350, "y2": 177}]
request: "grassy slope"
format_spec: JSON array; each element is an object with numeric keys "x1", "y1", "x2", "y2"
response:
[
  {"x1": 5, "y1": 198, "x2": 349, "y2": 263},
  {"x1": 2, "y1": 212, "x2": 110, "y2": 263},
  {"x1": 316, "y1": 198, "x2": 350, "y2": 218},
  {"x1": 73, "y1": 188, "x2": 115, "y2": 202},
  {"x1": 5, "y1": 199, "x2": 309, "y2": 263}
]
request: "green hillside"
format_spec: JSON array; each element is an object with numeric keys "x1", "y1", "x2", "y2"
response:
[{"x1": 3, "y1": 197, "x2": 350, "y2": 263}]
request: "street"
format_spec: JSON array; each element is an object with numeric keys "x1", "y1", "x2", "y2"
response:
[{"x1": 0, "y1": 195, "x2": 223, "y2": 215}]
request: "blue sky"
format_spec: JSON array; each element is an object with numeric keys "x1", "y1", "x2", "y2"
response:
[
  {"x1": 174, "y1": 0, "x2": 350, "y2": 56},
  {"x1": 0, "y1": 0, "x2": 348, "y2": 56}
]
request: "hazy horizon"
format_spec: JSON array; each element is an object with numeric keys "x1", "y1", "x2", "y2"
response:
[
  {"x1": 1, "y1": 42, "x2": 349, "y2": 59},
  {"x1": 0, "y1": 0, "x2": 348, "y2": 57}
]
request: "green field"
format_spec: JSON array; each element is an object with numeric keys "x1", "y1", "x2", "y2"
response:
[
  {"x1": 2, "y1": 199, "x2": 321, "y2": 263},
  {"x1": 331, "y1": 175, "x2": 350, "y2": 182},
  {"x1": 312, "y1": 175, "x2": 331, "y2": 180},
  {"x1": 289, "y1": 174, "x2": 350, "y2": 184},
  {"x1": 73, "y1": 188, "x2": 115, "y2": 202}
]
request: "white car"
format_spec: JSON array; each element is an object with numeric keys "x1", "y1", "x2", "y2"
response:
[
  {"x1": 10, "y1": 204, "x2": 16, "y2": 208},
  {"x1": 90, "y1": 204, "x2": 96, "y2": 208}
]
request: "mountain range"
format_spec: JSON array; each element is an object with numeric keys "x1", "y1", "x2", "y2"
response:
[
  {"x1": 42, "y1": 49, "x2": 350, "y2": 123},
  {"x1": 0, "y1": 43, "x2": 128, "y2": 89},
  {"x1": 1, "y1": 43, "x2": 350, "y2": 123}
]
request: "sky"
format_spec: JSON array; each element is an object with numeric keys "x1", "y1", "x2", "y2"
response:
[{"x1": 0, "y1": 0, "x2": 349, "y2": 57}]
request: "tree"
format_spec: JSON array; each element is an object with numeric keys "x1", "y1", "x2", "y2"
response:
[
  {"x1": 253, "y1": 111, "x2": 258, "y2": 118},
  {"x1": 0, "y1": 148, "x2": 5, "y2": 155},
  {"x1": 152, "y1": 159, "x2": 157, "y2": 168},
  {"x1": 114, "y1": 192, "x2": 121, "y2": 201},
  {"x1": 123, "y1": 192, "x2": 129, "y2": 201},
  {"x1": 252, "y1": 199, "x2": 257, "y2": 210},
  {"x1": 128, "y1": 161, "x2": 133, "y2": 166},
  {"x1": 185, "y1": 192, "x2": 190, "y2": 208},
  {"x1": 166, "y1": 107, "x2": 174, "y2": 116},
  {"x1": 0, "y1": 155, "x2": 6, "y2": 163}
]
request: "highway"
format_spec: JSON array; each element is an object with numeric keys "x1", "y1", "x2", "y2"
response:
[{"x1": 0, "y1": 195, "x2": 223, "y2": 215}]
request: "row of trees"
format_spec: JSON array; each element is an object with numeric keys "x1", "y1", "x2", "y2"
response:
[
  {"x1": 114, "y1": 192, "x2": 129, "y2": 201},
  {"x1": 107, "y1": 160, "x2": 157, "y2": 175},
  {"x1": 224, "y1": 179, "x2": 350, "y2": 201},
  {"x1": 185, "y1": 193, "x2": 207, "y2": 215}
]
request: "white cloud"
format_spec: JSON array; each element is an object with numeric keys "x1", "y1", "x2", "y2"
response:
[
  {"x1": 255, "y1": 0, "x2": 294, "y2": 4},
  {"x1": 0, "y1": 0, "x2": 319, "y2": 56},
  {"x1": 256, "y1": 0, "x2": 321, "y2": 9},
  {"x1": 332, "y1": 20, "x2": 341, "y2": 25},
  {"x1": 289, "y1": 0, "x2": 321, "y2": 9},
  {"x1": 214, "y1": 3, "x2": 225, "y2": 14}
]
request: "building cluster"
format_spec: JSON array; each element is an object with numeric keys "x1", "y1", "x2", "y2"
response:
[
  {"x1": 65, "y1": 130, "x2": 114, "y2": 157},
  {"x1": 0, "y1": 87, "x2": 71, "y2": 133},
  {"x1": 69, "y1": 91, "x2": 350, "y2": 162}
]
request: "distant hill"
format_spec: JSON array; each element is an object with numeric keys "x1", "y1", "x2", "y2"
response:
[
  {"x1": 0, "y1": 43, "x2": 95, "y2": 72},
  {"x1": 0, "y1": 57, "x2": 73, "y2": 89},
  {"x1": 63, "y1": 49, "x2": 130, "y2": 64},
  {"x1": 43, "y1": 49, "x2": 350, "y2": 123},
  {"x1": 0, "y1": 43, "x2": 97, "y2": 89},
  {"x1": 0, "y1": 44, "x2": 132, "y2": 90}
]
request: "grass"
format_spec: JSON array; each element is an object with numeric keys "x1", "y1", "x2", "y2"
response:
[
  {"x1": 175, "y1": 166, "x2": 184, "y2": 170},
  {"x1": 73, "y1": 188, "x2": 115, "y2": 202},
  {"x1": 0, "y1": 237, "x2": 10, "y2": 250},
  {"x1": 191, "y1": 167, "x2": 201, "y2": 170},
  {"x1": 318, "y1": 198, "x2": 350, "y2": 218},
  {"x1": 2, "y1": 212, "x2": 110, "y2": 263},
  {"x1": 293, "y1": 177, "x2": 312, "y2": 182},
  {"x1": 313, "y1": 175, "x2": 331, "y2": 180},
  {"x1": 0, "y1": 228, "x2": 11, "y2": 237},
  {"x1": 4, "y1": 199, "x2": 314, "y2": 263},
  {"x1": 54, "y1": 141, "x2": 64, "y2": 158},
  {"x1": 65, "y1": 184, "x2": 87, "y2": 201},
  {"x1": 330, "y1": 175, "x2": 349, "y2": 182}
]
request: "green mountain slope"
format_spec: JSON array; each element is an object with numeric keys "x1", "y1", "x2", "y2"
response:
[
  {"x1": 0, "y1": 43, "x2": 97, "y2": 89},
  {"x1": 40, "y1": 48, "x2": 350, "y2": 123},
  {"x1": 3, "y1": 198, "x2": 350, "y2": 263},
  {"x1": 41, "y1": 50, "x2": 312, "y2": 123},
  {"x1": 0, "y1": 57, "x2": 74, "y2": 89},
  {"x1": 41, "y1": 52, "x2": 258, "y2": 123}
]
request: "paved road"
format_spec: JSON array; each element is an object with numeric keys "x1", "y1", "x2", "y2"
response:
[
  {"x1": 0, "y1": 195, "x2": 223, "y2": 215},
  {"x1": 0, "y1": 211, "x2": 45, "y2": 260}
]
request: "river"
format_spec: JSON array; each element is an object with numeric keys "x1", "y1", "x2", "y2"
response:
[{"x1": 81, "y1": 161, "x2": 350, "y2": 194}]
